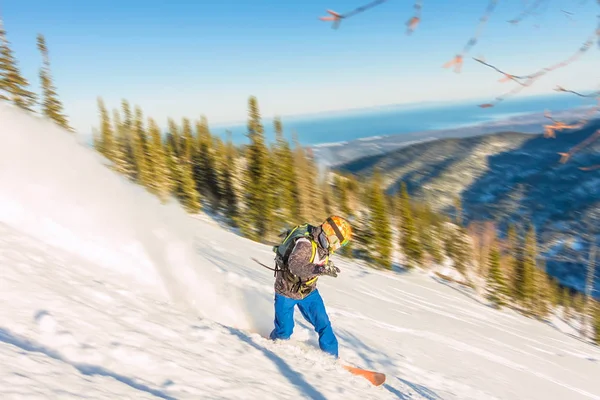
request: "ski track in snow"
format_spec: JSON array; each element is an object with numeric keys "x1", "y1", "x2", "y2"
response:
[{"x1": 1, "y1": 103, "x2": 600, "y2": 399}]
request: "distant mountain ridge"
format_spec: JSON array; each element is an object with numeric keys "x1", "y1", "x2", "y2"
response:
[
  {"x1": 311, "y1": 105, "x2": 596, "y2": 168},
  {"x1": 334, "y1": 120, "x2": 600, "y2": 292}
]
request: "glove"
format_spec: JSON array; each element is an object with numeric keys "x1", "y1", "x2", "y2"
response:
[{"x1": 321, "y1": 260, "x2": 340, "y2": 278}]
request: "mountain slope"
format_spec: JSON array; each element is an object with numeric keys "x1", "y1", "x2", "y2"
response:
[
  {"x1": 337, "y1": 131, "x2": 532, "y2": 208},
  {"x1": 1, "y1": 221, "x2": 407, "y2": 399},
  {"x1": 336, "y1": 122, "x2": 600, "y2": 291},
  {"x1": 311, "y1": 105, "x2": 596, "y2": 168},
  {"x1": 1, "y1": 103, "x2": 600, "y2": 399},
  {"x1": 4, "y1": 212, "x2": 600, "y2": 400}
]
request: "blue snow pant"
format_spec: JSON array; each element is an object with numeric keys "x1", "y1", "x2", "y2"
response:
[{"x1": 269, "y1": 289, "x2": 339, "y2": 358}]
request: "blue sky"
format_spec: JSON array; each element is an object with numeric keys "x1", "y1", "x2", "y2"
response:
[{"x1": 2, "y1": 0, "x2": 599, "y2": 135}]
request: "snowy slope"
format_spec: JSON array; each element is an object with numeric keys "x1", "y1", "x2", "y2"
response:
[{"x1": 1, "y1": 103, "x2": 600, "y2": 400}]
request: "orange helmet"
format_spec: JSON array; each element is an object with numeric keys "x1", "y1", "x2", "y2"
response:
[{"x1": 321, "y1": 215, "x2": 352, "y2": 253}]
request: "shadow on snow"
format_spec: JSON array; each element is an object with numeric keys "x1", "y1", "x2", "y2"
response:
[
  {"x1": 225, "y1": 326, "x2": 329, "y2": 400},
  {"x1": 0, "y1": 327, "x2": 176, "y2": 400}
]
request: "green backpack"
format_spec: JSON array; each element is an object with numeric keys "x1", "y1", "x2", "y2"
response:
[{"x1": 272, "y1": 224, "x2": 321, "y2": 295}]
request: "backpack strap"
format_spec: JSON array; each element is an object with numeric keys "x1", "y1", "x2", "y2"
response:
[
  {"x1": 309, "y1": 238, "x2": 317, "y2": 264},
  {"x1": 289, "y1": 237, "x2": 323, "y2": 293},
  {"x1": 294, "y1": 235, "x2": 326, "y2": 266}
]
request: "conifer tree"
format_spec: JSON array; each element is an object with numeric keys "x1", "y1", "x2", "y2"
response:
[
  {"x1": 111, "y1": 109, "x2": 133, "y2": 176},
  {"x1": 211, "y1": 135, "x2": 226, "y2": 206},
  {"x1": 469, "y1": 221, "x2": 496, "y2": 277},
  {"x1": 96, "y1": 97, "x2": 115, "y2": 161},
  {"x1": 350, "y1": 209, "x2": 371, "y2": 260},
  {"x1": 367, "y1": 170, "x2": 393, "y2": 269},
  {"x1": 221, "y1": 131, "x2": 239, "y2": 224},
  {"x1": 335, "y1": 175, "x2": 351, "y2": 216},
  {"x1": 427, "y1": 227, "x2": 445, "y2": 265},
  {"x1": 181, "y1": 117, "x2": 194, "y2": 162},
  {"x1": 413, "y1": 203, "x2": 430, "y2": 239},
  {"x1": 267, "y1": 147, "x2": 283, "y2": 233},
  {"x1": 556, "y1": 283, "x2": 565, "y2": 308},
  {"x1": 147, "y1": 117, "x2": 170, "y2": 202},
  {"x1": 517, "y1": 224, "x2": 537, "y2": 311},
  {"x1": 454, "y1": 196, "x2": 463, "y2": 226},
  {"x1": 398, "y1": 182, "x2": 422, "y2": 269},
  {"x1": 333, "y1": 175, "x2": 354, "y2": 258},
  {"x1": 446, "y1": 226, "x2": 472, "y2": 276},
  {"x1": 583, "y1": 243, "x2": 597, "y2": 338},
  {"x1": 573, "y1": 292, "x2": 585, "y2": 314},
  {"x1": 306, "y1": 149, "x2": 326, "y2": 222},
  {"x1": 244, "y1": 96, "x2": 271, "y2": 240},
  {"x1": 345, "y1": 174, "x2": 360, "y2": 210},
  {"x1": 292, "y1": 131, "x2": 311, "y2": 222},
  {"x1": 119, "y1": 100, "x2": 136, "y2": 177},
  {"x1": 92, "y1": 127, "x2": 101, "y2": 151},
  {"x1": 167, "y1": 118, "x2": 180, "y2": 156},
  {"x1": 178, "y1": 157, "x2": 201, "y2": 213},
  {"x1": 504, "y1": 224, "x2": 520, "y2": 300},
  {"x1": 272, "y1": 117, "x2": 298, "y2": 224},
  {"x1": 0, "y1": 17, "x2": 36, "y2": 111},
  {"x1": 121, "y1": 100, "x2": 132, "y2": 134},
  {"x1": 111, "y1": 109, "x2": 125, "y2": 169},
  {"x1": 321, "y1": 176, "x2": 334, "y2": 217},
  {"x1": 532, "y1": 261, "x2": 551, "y2": 319},
  {"x1": 593, "y1": 302, "x2": 600, "y2": 345},
  {"x1": 164, "y1": 140, "x2": 181, "y2": 197},
  {"x1": 549, "y1": 277, "x2": 561, "y2": 308},
  {"x1": 290, "y1": 143, "x2": 323, "y2": 223},
  {"x1": 36, "y1": 34, "x2": 71, "y2": 131},
  {"x1": 193, "y1": 116, "x2": 219, "y2": 206},
  {"x1": 417, "y1": 203, "x2": 444, "y2": 265},
  {"x1": 487, "y1": 241, "x2": 508, "y2": 308},
  {"x1": 572, "y1": 290, "x2": 589, "y2": 339},
  {"x1": 131, "y1": 106, "x2": 150, "y2": 186},
  {"x1": 563, "y1": 287, "x2": 573, "y2": 320}
]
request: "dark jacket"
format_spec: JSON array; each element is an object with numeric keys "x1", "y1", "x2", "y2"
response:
[{"x1": 274, "y1": 225, "x2": 330, "y2": 300}]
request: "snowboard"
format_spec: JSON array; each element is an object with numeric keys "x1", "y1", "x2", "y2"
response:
[
  {"x1": 259, "y1": 334, "x2": 386, "y2": 386},
  {"x1": 341, "y1": 364, "x2": 386, "y2": 386}
]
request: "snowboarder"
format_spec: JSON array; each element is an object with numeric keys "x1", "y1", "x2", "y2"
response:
[{"x1": 269, "y1": 215, "x2": 352, "y2": 359}]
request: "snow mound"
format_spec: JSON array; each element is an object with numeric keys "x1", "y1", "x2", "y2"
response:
[
  {"x1": 0, "y1": 103, "x2": 253, "y2": 330},
  {"x1": 0, "y1": 221, "x2": 411, "y2": 399}
]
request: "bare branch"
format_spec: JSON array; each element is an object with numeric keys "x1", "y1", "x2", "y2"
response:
[
  {"x1": 319, "y1": 1, "x2": 600, "y2": 172},
  {"x1": 508, "y1": 0, "x2": 549, "y2": 25},
  {"x1": 319, "y1": 0, "x2": 390, "y2": 29},
  {"x1": 558, "y1": 129, "x2": 600, "y2": 164},
  {"x1": 580, "y1": 164, "x2": 600, "y2": 171},
  {"x1": 554, "y1": 86, "x2": 600, "y2": 98},
  {"x1": 477, "y1": 27, "x2": 598, "y2": 108},
  {"x1": 473, "y1": 57, "x2": 530, "y2": 83},
  {"x1": 406, "y1": 0, "x2": 423, "y2": 35},
  {"x1": 443, "y1": 0, "x2": 500, "y2": 73}
]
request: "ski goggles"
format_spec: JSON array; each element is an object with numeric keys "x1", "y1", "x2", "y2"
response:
[{"x1": 320, "y1": 218, "x2": 349, "y2": 253}]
